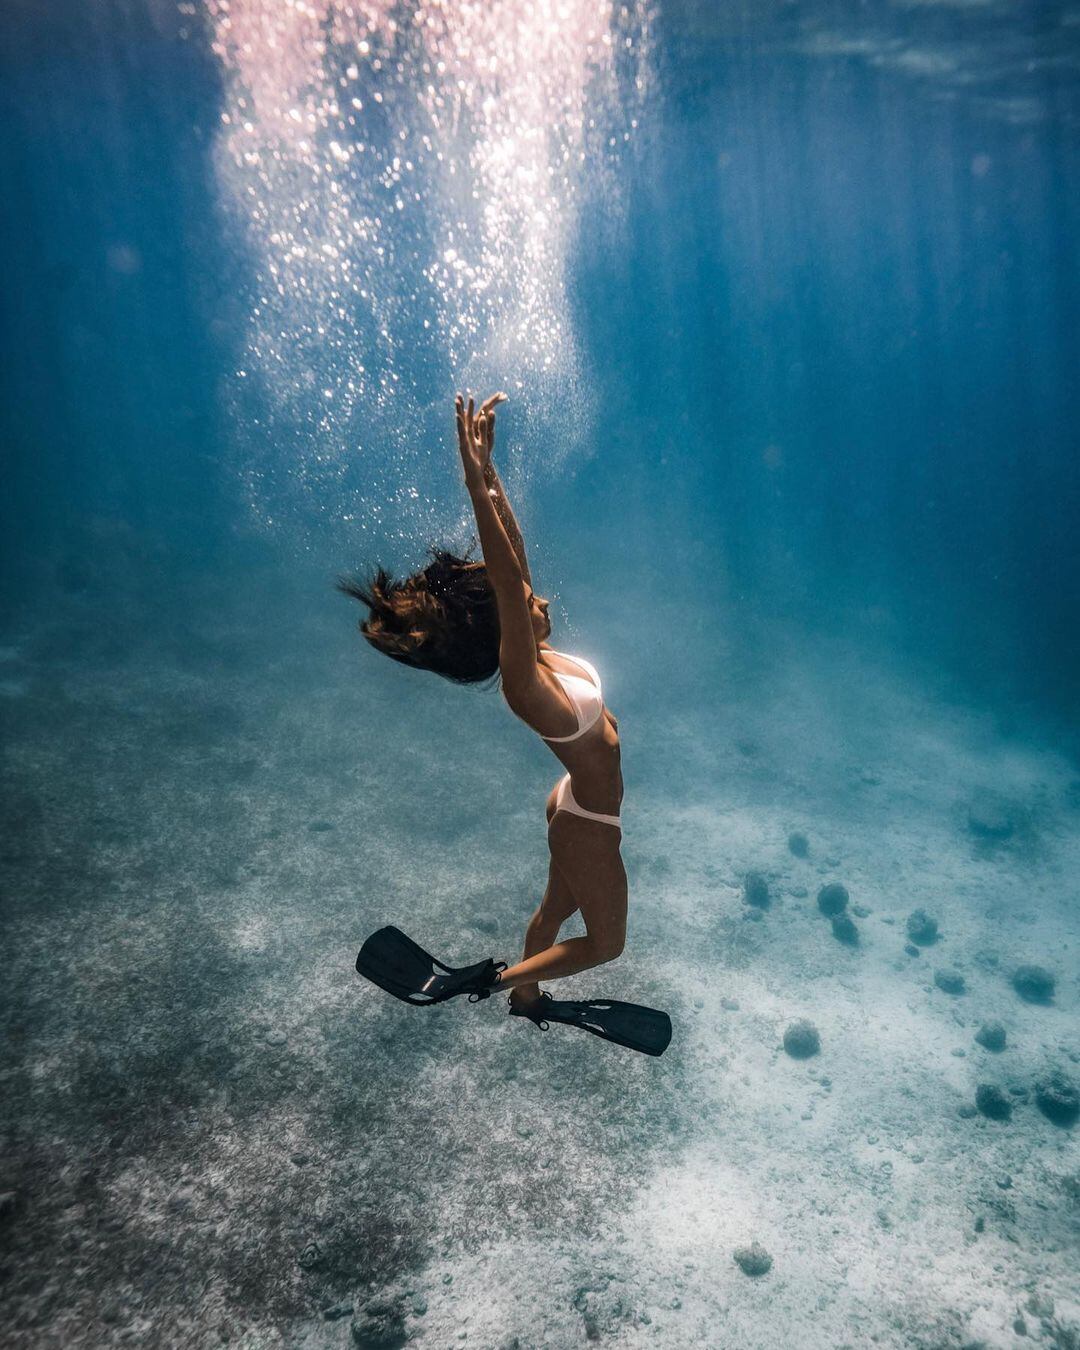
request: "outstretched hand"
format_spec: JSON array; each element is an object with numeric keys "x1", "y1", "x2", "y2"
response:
[{"x1": 455, "y1": 391, "x2": 508, "y2": 487}]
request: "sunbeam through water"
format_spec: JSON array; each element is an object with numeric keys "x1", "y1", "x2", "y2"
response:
[{"x1": 206, "y1": 0, "x2": 652, "y2": 546}]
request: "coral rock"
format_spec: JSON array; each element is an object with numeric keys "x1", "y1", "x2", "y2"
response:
[
  {"x1": 975, "y1": 1084, "x2": 1012, "y2": 1120},
  {"x1": 934, "y1": 968, "x2": 966, "y2": 995},
  {"x1": 787, "y1": 832, "x2": 810, "y2": 858},
  {"x1": 733, "y1": 1242, "x2": 773, "y2": 1277},
  {"x1": 1035, "y1": 1070, "x2": 1079, "y2": 1126},
  {"x1": 831, "y1": 913, "x2": 859, "y2": 946},
  {"x1": 974, "y1": 1021, "x2": 1007, "y2": 1052},
  {"x1": 905, "y1": 909, "x2": 939, "y2": 945},
  {"x1": 783, "y1": 1020, "x2": 821, "y2": 1059},
  {"x1": 1012, "y1": 965, "x2": 1055, "y2": 1004},
  {"x1": 817, "y1": 882, "x2": 849, "y2": 917}
]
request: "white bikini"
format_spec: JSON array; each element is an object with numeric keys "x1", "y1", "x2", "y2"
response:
[{"x1": 539, "y1": 650, "x2": 622, "y2": 831}]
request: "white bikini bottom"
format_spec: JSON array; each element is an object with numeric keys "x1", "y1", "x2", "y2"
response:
[{"x1": 553, "y1": 772, "x2": 622, "y2": 830}]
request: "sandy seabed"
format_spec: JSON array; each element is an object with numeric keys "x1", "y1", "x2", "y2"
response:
[{"x1": 1, "y1": 595, "x2": 1077, "y2": 1349}]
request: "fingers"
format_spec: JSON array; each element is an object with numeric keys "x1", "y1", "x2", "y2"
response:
[
  {"x1": 455, "y1": 392, "x2": 476, "y2": 449},
  {"x1": 457, "y1": 391, "x2": 505, "y2": 457}
]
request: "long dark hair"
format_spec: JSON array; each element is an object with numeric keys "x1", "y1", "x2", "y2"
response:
[{"x1": 337, "y1": 545, "x2": 501, "y2": 684}]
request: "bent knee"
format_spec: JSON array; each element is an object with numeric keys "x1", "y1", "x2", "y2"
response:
[{"x1": 594, "y1": 933, "x2": 626, "y2": 963}]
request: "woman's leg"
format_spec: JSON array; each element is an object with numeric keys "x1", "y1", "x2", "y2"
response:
[
  {"x1": 507, "y1": 854, "x2": 580, "y2": 1009},
  {"x1": 498, "y1": 811, "x2": 628, "y2": 995}
]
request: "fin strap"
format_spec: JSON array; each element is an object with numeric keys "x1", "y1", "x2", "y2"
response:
[{"x1": 466, "y1": 960, "x2": 508, "y2": 1002}]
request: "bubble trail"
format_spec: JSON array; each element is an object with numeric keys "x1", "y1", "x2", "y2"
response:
[{"x1": 206, "y1": 0, "x2": 651, "y2": 545}]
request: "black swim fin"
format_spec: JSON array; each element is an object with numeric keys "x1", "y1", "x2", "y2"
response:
[
  {"x1": 508, "y1": 991, "x2": 672, "y2": 1057},
  {"x1": 356, "y1": 925, "x2": 507, "y2": 1006}
]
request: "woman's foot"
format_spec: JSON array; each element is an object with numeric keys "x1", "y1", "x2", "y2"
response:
[{"x1": 508, "y1": 984, "x2": 544, "y2": 1012}]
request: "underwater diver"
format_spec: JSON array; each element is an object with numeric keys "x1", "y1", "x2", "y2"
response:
[{"x1": 343, "y1": 392, "x2": 671, "y2": 1056}]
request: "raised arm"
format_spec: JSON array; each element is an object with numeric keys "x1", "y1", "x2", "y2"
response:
[
  {"x1": 456, "y1": 394, "x2": 538, "y2": 698},
  {"x1": 477, "y1": 396, "x2": 532, "y2": 586}
]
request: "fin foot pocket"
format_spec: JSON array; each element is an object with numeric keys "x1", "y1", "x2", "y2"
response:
[{"x1": 508, "y1": 990, "x2": 554, "y2": 1030}]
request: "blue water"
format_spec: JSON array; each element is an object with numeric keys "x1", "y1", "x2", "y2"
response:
[{"x1": 2, "y1": 3, "x2": 1079, "y2": 1347}]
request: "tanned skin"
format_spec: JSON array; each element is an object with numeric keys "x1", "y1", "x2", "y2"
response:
[{"x1": 456, "y1": 392, "x2": 626, "y2": 1011}]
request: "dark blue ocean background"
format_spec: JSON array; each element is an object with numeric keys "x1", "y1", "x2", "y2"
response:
[{"x1": 2, "y1": 3, "x2": 1079, "y2": 1347}]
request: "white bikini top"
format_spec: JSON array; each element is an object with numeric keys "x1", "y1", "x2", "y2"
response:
[{"x1": 540, "y1": 649, "x2": 605, "y2": 743}]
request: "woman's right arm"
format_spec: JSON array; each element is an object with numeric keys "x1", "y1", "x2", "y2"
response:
[
  {"x1": 474, "y1": 394, "x2": 532, "y2": 584},
  {"x1": 456, "y1": 395, "x2": 539, "y2": 700}
]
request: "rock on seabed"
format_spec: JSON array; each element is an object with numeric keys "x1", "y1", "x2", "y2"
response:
[
  {"x1": 817, "y1": 882, "x2": 849, "y2": 917},
  {"x1": 733, "y1": 1242, "x2": 773, "y2": 1277},
  {"x1": 975, "y1": 1084, "x2": 1012, "y2": 1120},
  {"x1": 975, "y1": 1020, "x2": 1007, "y2": 1052},
  {"x1": 1035, "y1": 1070, "x2": 1079, "y2": 1126},
  {"x1": 1012, "y1": 964, "x2": 1055, "y2": 1004},
  {"x1": 934, "y1": 968, "x2": 966, "y2": 995},
  {"x1": 906, "y1": 909, "x2": 939, "y2": 945},
  {"x1": 831, "y1": 913, "x2": 859, "y2": 946},
  {"x1": 783, "y1": 1020, "x2": 821, "y2": 1059}
]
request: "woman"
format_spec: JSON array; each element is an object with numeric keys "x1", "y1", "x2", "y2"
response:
[{"x1": 346, "y1": 392, "x2": 669, "y2": 1055}]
